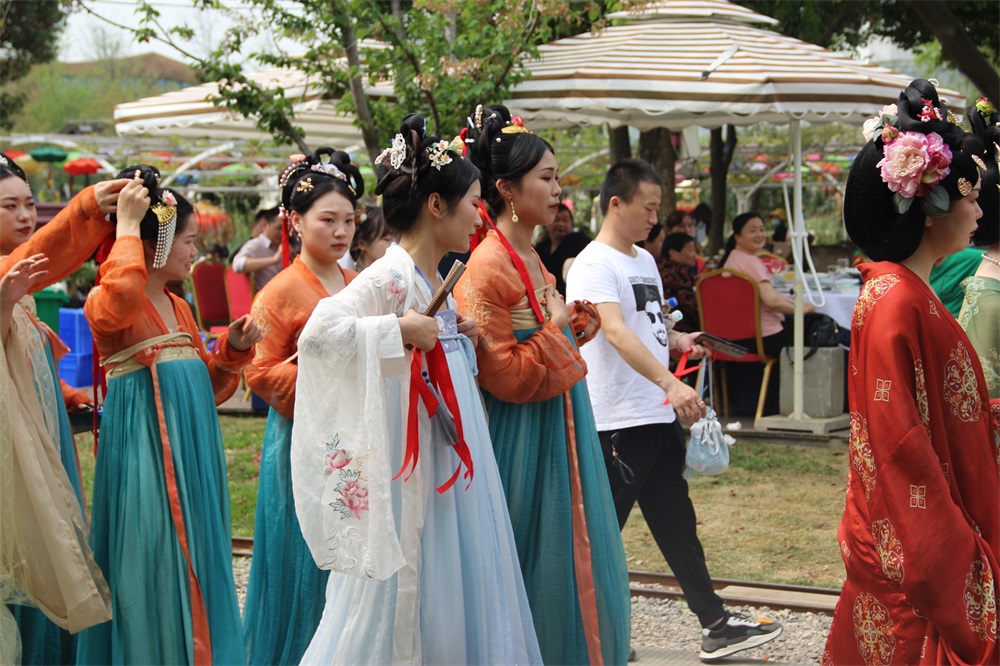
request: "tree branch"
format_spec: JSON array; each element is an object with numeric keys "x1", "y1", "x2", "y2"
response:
[{"x1": 905, "y1": 0, "x2": 1000, "y2": 102}]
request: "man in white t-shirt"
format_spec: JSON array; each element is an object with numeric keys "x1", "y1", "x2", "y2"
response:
[{"x1": 566, "y1": 159, "x2": 782, "y2": 662}]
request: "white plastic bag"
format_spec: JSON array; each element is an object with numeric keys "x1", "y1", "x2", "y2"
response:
[{"x1": 685, "y1": 357, "x2": 732, "y2": 478}]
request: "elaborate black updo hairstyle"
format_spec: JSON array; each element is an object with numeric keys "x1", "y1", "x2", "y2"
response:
[
  {"x1": 375, "y1": 113, "x2": 481, "y2": 233},
  {"x1": 113, "y1": 164, "x2": 194, "y2": 242},
  {"x1": 844, "y1": 79, "x2": 985, "y2": 262},
  {"x1": 720, "y1": 211, "x2": 764, "y2": 268},
  {"x1": 465, "y1": 104, "x2": 553, "y2": 215},
  {"x1": 967, "y1": 98, "x2": 999, "y2": 246},
  {"x1": 279, "y1": 147, "x2": 364, "y2": 219},
  {"x1": 0, "y1": 152, "x2": 28, "y2": 184}
]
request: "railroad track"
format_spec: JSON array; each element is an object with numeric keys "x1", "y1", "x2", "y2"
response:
[
  {"x1": 629, "y1": 570, "x2": 839, "y2": 614},
  {"x1": 233, "y1": 537, "x2": 838, "y2": 614}
]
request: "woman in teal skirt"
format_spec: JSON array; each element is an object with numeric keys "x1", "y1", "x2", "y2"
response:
[
  {"x1": 78, "y1": 169, "x2": 261, "y2": 664},
  {"x1": 456, "y1": 105, "x2": 631, "y2": 664},
  {"x1": 241, "y1": 149, "x2": 364, "y2": 664}
]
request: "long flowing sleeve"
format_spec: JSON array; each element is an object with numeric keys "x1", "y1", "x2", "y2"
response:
[
  {"x1": 456, "y1": 248, "x2": 586, "y2": 404},
  {"x1": 245, "y1": 294, "x2": 299, "y2": 419},
  {"x1": 844, "y1": 299, "x2": 999, "y2": 664},
  {"x1": 84, "y1": 236, "x2": 148, "y2": 335},
  {"x1": 291, "y1": 256, "x2": 411, "y2": 580},
  {"x1": 0, "y1": 185, "x2": 112, "y2": 288}
]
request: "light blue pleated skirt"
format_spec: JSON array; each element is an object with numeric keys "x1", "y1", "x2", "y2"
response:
[
  {"x1": 301, "y1": 317, "x2": 542, "y2": 665},
  {"x1": 482, "y1": 326, "x2": 632, "y2": 665},
  {"x1": 242, "y1": 409, "x2": 329, "y2": 665},
  {"x1": 76, "y1": 358, "x2": 245, "y2": 665}
]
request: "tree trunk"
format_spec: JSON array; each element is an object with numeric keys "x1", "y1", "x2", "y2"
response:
[
  {"x1": 609, "y1": 125, "x2": 632, "y2": 164},
  {"x1": 331, "y1": 3, "x2": 381, "y2": 162},
  {"x1": 638, "y1": 127, "x2": 677, "y2": 221},
  {"x1": 906, "y1": 0, "x2": 1000, "y2": 102},
  {"x1": 708, "y1": 125, "x2": 737, "y2": 256}
]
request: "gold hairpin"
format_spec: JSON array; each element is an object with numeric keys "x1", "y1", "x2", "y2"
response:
[
  {"x1": 474, "y1": 105, "x2": 483, "y2": 131},
  {"x1": 501, "y1": 125, "x2": 530, "y2": 135},
  {"x1": 296, "y1": 177, "x2": 314, "y2": 193},
  {"x1": 957, "y1": 177, "x2": 973, "y2": 197},
  {"x1": 971, "y1": 155, "x2": 987, "y2": 171}
]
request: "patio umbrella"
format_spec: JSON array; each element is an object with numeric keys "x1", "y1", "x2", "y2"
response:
[
  {"x1": 4, "y1": 150, "x2": 27, "y2": 160},
  {"x1": 114, "y1": 66, "x2": 391, "y2": 152},
  {"x1": 10, "y1": 153, "x2": 43, "y2": 176},
  {"x1": 29, "y1": 146, "x2": 69, "y2": 192},
  {"x1": 507, "y1": 0, "x2": 967, "y2": 428},
  {"x1": 508, "y1": 0, "x2": 965, "y2": 131},
  {"x1": 62, "y1": 158, "x2": 102, "y2": 176},
  {"x1": 63, "y1": 157, "x2": 104, "y2": 195}
]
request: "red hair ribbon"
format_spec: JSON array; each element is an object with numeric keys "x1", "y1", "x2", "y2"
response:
[{"x1": 281, "y1": 208, "x2": 291, "y2": 268}]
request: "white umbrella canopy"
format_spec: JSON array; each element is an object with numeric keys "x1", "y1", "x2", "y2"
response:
[
  {"x1": 508, "y1": 0, "x2": 968, "y2": 429},
  {"x1": 508, "y1": 0, "x2": 965, "y2": 130},
  {"x1": 114, "y1": 66, "x2": 390, "y2": 152}
]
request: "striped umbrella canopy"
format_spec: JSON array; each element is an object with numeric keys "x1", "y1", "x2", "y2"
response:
[
  {"x1": 508, "y1": 0, "x2": 966, "y2": 130},
  {"x1": 114, "y1": 66, "x2": 390, "y2": 152}
]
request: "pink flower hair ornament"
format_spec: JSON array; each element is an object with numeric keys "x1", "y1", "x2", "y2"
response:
[{"x1": 864, "y1": 104, "x2": 953, "y2": 216}]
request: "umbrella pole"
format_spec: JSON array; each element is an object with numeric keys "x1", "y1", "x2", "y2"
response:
[{"x1": 790, "y1": 118, "x2": 805, "y2": 419}]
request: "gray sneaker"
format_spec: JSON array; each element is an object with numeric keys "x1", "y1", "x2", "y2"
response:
[{"x1": 699, "y1": 612, "x2": 783, "y2": 662}]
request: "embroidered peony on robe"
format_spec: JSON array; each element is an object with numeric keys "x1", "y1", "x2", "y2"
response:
[{"x1": 824, "y1": 262, "x2": 1000, "y2": 666}]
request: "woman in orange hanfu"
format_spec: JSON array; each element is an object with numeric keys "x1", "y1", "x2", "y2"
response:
[
  {"x1": 456, "y1": 105, "x2": 631, "y2": 665},
  {"x1": 77, "y1": 169, "x2": 262, "y2": 665},
  {"x1": 242, "y1": 148, "x2": 363, "y2": 665},
  {"x1": 0, "y1": 153, "x2": 123, "y2": 665},
  {"x1": 824, "y1": 79, "x2": 999, "y2": 665}
]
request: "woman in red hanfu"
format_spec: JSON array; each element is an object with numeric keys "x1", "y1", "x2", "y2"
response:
[{"x1": 824, "y1": 79, "x2": 999, "y2": 665}]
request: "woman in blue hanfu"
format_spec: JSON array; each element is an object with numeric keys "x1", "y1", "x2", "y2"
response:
[{"x1": 291, "y1": 114, "x2": 541, "y2": 665}]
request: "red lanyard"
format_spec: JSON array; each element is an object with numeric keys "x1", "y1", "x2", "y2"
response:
[{"x1": 477, "y1": 201, "x2": 546, "y2": 324}]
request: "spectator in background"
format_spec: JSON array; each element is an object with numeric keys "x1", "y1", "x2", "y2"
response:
[
  {"x1": 666, "y1": 209, "x2": 705, "y2": 272},
  {"x1": 691, "y1": 202, "x2": 712, "y2": 247},
  {"x1": 638, "y1": 222, "x2": 665, "y2": 263},
  {"x1": 233, "y1": 206, "x2": 283, "y2": 290},
  {"x1": 343, "y1": 206, "x2": 397, "y2": 272},
  {"x1": 720, "y1": 212, "x2": 814, "y2": 357},
  {"x1": 534, "y1": 199, "x2": 590, "y2": 295},
  {"x1": 658, "y1": 232, "x2": 700, "y2": 333},
  {"x1": 767, "y1": 207, "x2": 790, "y2": 259}
]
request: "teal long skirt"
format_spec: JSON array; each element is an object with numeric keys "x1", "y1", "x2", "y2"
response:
[
  {"x1": 482, "y1": 326, "x2": 632, "y2": 666},
  {"x1": 11, "y1": 339, "x2": 85, "y2": 666},
  {"x1": 76, "y1": 358, "x2": 244, "y2": 665},
  {"x1": 242, "y1": 409, "x2": 329, "y2": 664}
]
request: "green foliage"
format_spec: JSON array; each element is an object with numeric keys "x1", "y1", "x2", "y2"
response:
[
  {"x1": 0, "y1": 0, "x2": 70, "y2": 129},
  {"x1": 128, "y1": 0, "x2": 597, "y2": 158},
  {"x1": 8, "y1": 61, "x2": 187, "y2": 134},
  {"x1": 737, "y1": 1, "x2": 999, "y2": 72}
]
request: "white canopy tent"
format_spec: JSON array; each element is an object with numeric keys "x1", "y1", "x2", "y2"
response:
[
  {"x1": 507, "y1": 0, "x2": 966, "y2": 430},
  {"x1": 114, "y1": 66, "x2": 390, "y2": 152}
]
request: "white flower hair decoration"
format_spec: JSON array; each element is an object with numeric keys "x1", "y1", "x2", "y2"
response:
[
  {"x1": 427, "y1": 141, "x2": 453, "y2": 170},
  {"x1": 376, "y1": 133, "x2": 408, "y2": 170}
]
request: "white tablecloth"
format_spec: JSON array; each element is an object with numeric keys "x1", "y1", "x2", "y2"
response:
[{"x1": 815, "y1": 291, "x2": 860, "y2": 330}]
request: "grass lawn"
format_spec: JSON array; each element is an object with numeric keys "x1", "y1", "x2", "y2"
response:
[{"x1": 76, "y1": 415, "x2": 848, "y2": 588}]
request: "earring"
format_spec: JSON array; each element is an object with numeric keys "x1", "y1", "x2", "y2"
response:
[{"x1": 510, "y1": 197, "x2": 519, "y2": 224}]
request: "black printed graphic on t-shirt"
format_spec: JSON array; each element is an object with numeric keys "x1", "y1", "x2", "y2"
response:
[{"x1": 630, "y1": 280, "x2": 668, "y2": 347}]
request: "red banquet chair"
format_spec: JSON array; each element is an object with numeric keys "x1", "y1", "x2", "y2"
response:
[
  {"x1": 224, "y1": 267, "x2": 253, "y2": 321},
  {"x1": 189, "y1": 258, "x2": 230, "y2": 339},
  {"x1": 695, "y1": 268, "x2": 776, "y2": 425}
]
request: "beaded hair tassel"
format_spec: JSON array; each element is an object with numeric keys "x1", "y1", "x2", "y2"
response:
[{"x1": 150, "y1": 193, "x2": 178, "y2": 269}]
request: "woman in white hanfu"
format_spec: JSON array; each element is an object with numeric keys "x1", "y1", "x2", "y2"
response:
[{"x1": 291, "y1": 114, "x2": 541, "y2": 665}]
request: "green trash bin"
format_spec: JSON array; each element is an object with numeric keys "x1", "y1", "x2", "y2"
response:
[{"x1": 33, "y1": 288, "x2": 69, "y2": 335}]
